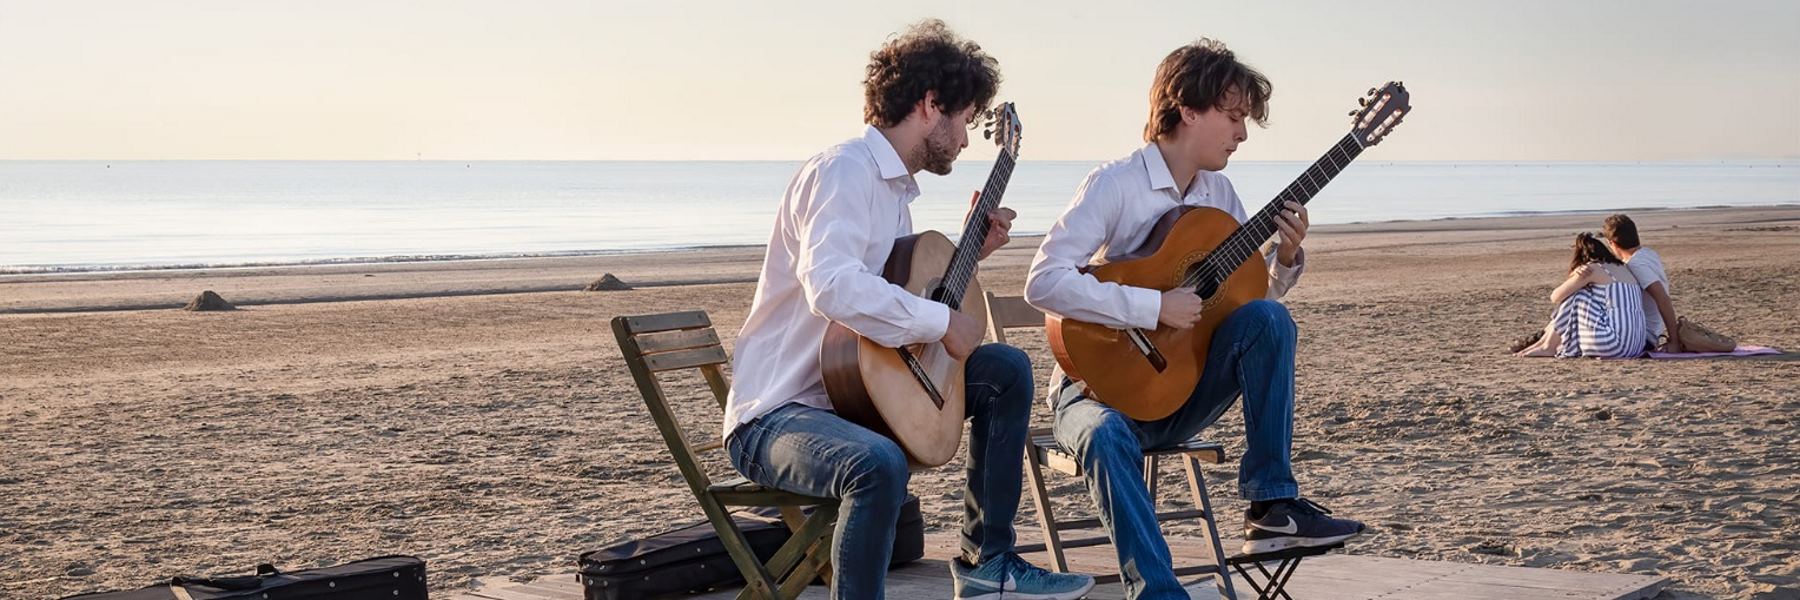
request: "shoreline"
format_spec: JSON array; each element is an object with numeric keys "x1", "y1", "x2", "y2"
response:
[
  {"x1": 3, "y1": 204, "x2": 1798, "y2": 315},
  {"x1": 5, "y1": 203, "x2": 1796, "y2": 280}
]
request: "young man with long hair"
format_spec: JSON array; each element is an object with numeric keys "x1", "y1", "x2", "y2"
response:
[{"x1": 1025, "y1": 39, "x2": 1364, "y2": 599}]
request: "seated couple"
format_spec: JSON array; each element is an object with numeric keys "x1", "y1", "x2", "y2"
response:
[{"x1": 1514, "y1": 214, "x2": 1682, "y2": 358}]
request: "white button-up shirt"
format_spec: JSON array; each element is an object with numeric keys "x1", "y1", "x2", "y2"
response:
[
  {"x1": 1025, "y1": 143, "x2": 1304, "y2": 330},
  {"x1": 723, "y1": 126, "x2": 953, "y2": 438}
]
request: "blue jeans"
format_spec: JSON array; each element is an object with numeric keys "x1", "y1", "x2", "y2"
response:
[
  {"x1": 727, "y1": 344, "x2": 1035, "y2": 600},
  {"x1": 1052, "y1": 300, "x2": 1300, "y2": 600}
]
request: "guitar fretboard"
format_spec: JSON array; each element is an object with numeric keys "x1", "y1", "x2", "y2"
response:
[
  {"x1": 937, "y1": 148, "x2": 1017, "y2": 309},
  {"x1": 1183, "y1": 133, "x2": 1364, "y2": 289}
]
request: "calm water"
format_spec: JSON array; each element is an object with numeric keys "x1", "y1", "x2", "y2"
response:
[{"x1": 1, "y1": 160, "x2": 1795, "y2": 273}]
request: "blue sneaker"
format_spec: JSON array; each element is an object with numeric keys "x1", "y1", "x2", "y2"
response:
[{"x1": 950, "y1": 552, "x2": 1095, "y2": 600}]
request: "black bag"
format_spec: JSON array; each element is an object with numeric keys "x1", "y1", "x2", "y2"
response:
[
  {"x1": 59, "y1": 556, "x2": 427, "y2": 600},
  {"x1": 579, "y1": 496, "x2": 923, "y2": 600}
]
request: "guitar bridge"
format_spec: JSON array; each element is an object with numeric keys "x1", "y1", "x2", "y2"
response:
[
  {"x1": 1125, "y1": 328, "x2": 1169, "y2": 372},
  {"x1": 897, "y1": 346, "x2": 949, "y2": 409}
]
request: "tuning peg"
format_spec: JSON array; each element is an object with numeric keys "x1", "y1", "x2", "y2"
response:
[
  {"x1": 1348, "y1": 110, "x2": 1359, "y2": 117},
  {"x1": 1367, "y1": 87, "x2": 1377, "y2": 96},
  {"x1": 1358, "y1": 97, "x2": 1368, "y2": 106}
]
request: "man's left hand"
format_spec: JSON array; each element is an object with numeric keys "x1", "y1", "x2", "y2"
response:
[
  {"x1": 972, "y1": 191, "x2": 1015, "y2": 260},
  {"x1": 1274, "y1": 199, "x2": 1309, "y2": 267}
]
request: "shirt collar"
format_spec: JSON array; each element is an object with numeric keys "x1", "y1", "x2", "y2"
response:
[
  {"x1": 1140, "y1": 142, "x2": 1180, "y2": 192},
  {"x1": 861, "y1": 126, "x2": 912, "y2": 181}
]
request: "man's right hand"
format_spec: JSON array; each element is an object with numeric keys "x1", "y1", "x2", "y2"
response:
[
  {"x1": 1158, "y1": 287, "x2": 1204, "y2": 329},
  {"x1": 942, "y1": 310, "x2": 983, "y2": 360},
  {"x1": 1662, "y1": 320, "x2": 1685, "y2": 353}
]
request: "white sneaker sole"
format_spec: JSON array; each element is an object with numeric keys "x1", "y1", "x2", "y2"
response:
[
  {"x1": 1240, "y1": 531, "x2": 1361, "y2": 555},
  {"x1": 956, "y1": 578, "x2": 1097, "y2": 600}
]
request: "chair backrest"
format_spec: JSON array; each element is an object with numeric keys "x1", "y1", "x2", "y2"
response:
[
  {"x1": 985, "y1": 291, "x2": 1047, "y2": 344},
  {"x1": 612, "y1": 310, "x2": 734, "y2": 493}
]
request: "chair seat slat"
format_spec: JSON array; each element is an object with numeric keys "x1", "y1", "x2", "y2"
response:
[
  {"x1": 635, "y1": 328, "x2": 722, "y2": 354},
  {"x1": 643, "y1": 345, "x2": 730, "y2": 372},
  {"x1": 621, "y1": 311, "x2": 711, "y2": 335},
  {"x1": 986, "y1": 292, "x2": 1047, "y2": 329}
]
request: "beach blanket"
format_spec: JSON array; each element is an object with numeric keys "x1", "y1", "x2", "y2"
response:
[{"x1": 1647, "y1": 344, "x2": 1783, "y2": 359}]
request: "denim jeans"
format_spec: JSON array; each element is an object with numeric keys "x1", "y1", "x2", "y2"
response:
[
  {"x1": 726, "y1": 344, "x2": 1034, "y2": 599},
  {"x1": 1052, "y1": 299, "x2": 1300, "y2": 600}
]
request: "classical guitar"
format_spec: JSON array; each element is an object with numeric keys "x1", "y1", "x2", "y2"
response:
[
  {"x1": 820, "y1": 102, "x2": 1023, "y2": 467},
  {"x1": 1048, "y1": 83, "x2": 1411, "y2": 421}
]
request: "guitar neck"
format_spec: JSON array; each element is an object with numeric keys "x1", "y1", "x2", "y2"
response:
[
  {"x1": 937, "y1": 149, "x2": 1017, "y2": 309},
  {"x1": 1191, "y1": 133, "x2": 1364, "y2": 282}
]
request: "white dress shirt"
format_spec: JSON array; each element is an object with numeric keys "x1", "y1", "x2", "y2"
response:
[
  {"x1": 723, "y1": 126, "x2": 953, "y2": 439},
  {"x1": 1025, "y1": 143, "x2": 1305, "y2": 330}
]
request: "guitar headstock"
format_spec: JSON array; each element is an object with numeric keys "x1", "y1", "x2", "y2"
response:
[
  {"x1": 981, "y1": 102, "x2": 1022, "y2": 157},
  {"x1": 1348, "y1": 82, "x2": 1409, "y2": 147}
]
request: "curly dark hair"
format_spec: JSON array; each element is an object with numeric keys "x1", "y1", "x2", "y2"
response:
[
  {"x1": 1145, "y1": 38, "x2": 1272, "y2": 142},
  {"x1": 1570, "y1": 232, "x2": 1623, "y2": 273},
  {"x1": 863, "y1": 19, "x2": 1001, "y2": 128}
]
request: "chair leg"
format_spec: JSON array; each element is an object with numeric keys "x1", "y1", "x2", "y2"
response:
[
  {"x1": 1144, "y1": 455, "x2": 1161, "y2": 507},
  {"x1": 1233, "y1": 558, "x2": 1301, "y2": 600},
  {"x1": 1023, "y1": 447, "x2": 1071, "y2": 572},
  {"x1": 777, "y1": 505, "x2": 831, "y2": 586},
  {"x1": 1184, "y1": 454, "x2": 1239, "y2": 600},
  {"x1": 694, "y1": 499, "x2": 781, "y2": 600},
  {"x1": 776, "y1": 526, "x2": 835, "y2": 600},
  {"x1": 750, "y1": 504, "x2": 837, "y2": 599}
]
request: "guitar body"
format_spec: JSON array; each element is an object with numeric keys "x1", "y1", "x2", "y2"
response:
[
  {"x1": 821, "y1": 231, "x2": 987, "y2": 467},
  {"x1": 1047, "y1": 206, "x2": 1268, "y2": 421}
]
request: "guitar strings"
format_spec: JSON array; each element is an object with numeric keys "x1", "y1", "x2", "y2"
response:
[
  {"x1": 939, "y1": 147, "x2": 1017, "y2": 306},
  {"x1": 1181, "y1": 134, "x2": 1362, "y2": 290}
]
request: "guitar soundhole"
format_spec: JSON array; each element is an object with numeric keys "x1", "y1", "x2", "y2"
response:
[{"x1": 1194, "y1": 274, "x2": 1221, "y2": 300}]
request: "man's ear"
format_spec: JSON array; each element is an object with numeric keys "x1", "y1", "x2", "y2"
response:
[
  {"x1": 915, "y1": 90, "x2": 942, "y2": 127},
  {"x1": 1179, "y1": 105, "x2": 1201, "y2": 125}
]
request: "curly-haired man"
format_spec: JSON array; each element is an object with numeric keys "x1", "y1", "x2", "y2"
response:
[{"x1": 722, "y1": 19, "x2": 1095, "y2": 600}]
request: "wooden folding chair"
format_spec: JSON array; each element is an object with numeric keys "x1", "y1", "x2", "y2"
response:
[
  {"x1": 611, "y1": 310, "x2": 838, "y2": 600},
  {"x1": 985, "y1": 292, "x2": 1240, "y2": 599}
]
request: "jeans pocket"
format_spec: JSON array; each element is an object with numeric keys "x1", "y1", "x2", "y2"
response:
[{"x1": 727, "y1": 424, "x2": 765, "y2": 483}]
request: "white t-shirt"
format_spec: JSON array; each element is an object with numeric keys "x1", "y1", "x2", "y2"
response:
[{"x1": 1624, "y1": 247, "x2": 1671, "y2": 339}]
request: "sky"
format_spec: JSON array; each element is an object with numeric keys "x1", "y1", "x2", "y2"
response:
[{"x1": 1, "y1": 0, "x2": 1796, "y2": 162}]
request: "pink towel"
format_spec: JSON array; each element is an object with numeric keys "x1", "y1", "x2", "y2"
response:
[{"x1": 1647, "y1": 345, "x2": 1784, "y2": 359}]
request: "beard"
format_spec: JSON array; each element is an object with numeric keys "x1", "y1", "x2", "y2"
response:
[{"x1": 916, "y1": 119, "x2": 961, "y2": 175}]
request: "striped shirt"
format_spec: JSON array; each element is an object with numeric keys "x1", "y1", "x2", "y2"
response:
[{"x1": 1554, "y1": 281, "x2": 1649, "y2": 358}]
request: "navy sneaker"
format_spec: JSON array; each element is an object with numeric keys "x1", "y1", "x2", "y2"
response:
[
  {"x1": 1242, "y1": 497, "x2": 1365, "y2": 554},
  {"x1": 950, "y1": 552, "x2": 1095, "y2": 600}
]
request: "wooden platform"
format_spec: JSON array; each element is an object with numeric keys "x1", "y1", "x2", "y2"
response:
[{"x1": 450, "y1": 533, "x2": 1667, "y2": 600}]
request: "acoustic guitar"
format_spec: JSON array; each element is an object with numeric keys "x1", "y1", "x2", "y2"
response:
[
  {"x1": 1048, "y1": 83, "x2": 1411, "y2": 421},
  {"x1": 820, "y1": 102, "x2": 1023, "y2": 467}
]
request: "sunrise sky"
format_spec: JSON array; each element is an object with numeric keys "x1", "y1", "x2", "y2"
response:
[{"x1": 2, "y1": 0, "x2": 1796, "y2": 161}]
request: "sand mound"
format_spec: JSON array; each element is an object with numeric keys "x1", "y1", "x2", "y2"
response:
[
  {"x1": 183, "y1": 290, "x2": 236, "y2": 311},
  {"x1": 584, "y1": 274, "x2": 632, "y2": 291}
]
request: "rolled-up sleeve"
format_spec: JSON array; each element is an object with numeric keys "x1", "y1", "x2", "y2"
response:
[
  {"x1": 1025, "y1": 171, "x2": 1162, "y2": 330},
  {"x1": 794, "y1": 159, "x2": 950, "y2": 348},
  {"x1": 1262, "y1": 240, "x2": 1305, "y2": 299}
]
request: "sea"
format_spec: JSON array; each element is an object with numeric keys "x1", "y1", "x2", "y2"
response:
[{"x1": 2, "y1": 160, "x2": 1795, "y2": 274}]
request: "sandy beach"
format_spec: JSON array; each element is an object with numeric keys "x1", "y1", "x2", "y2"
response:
[{"x1": 2, "y1": 206, "x2": 1796, "y2": 599}]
